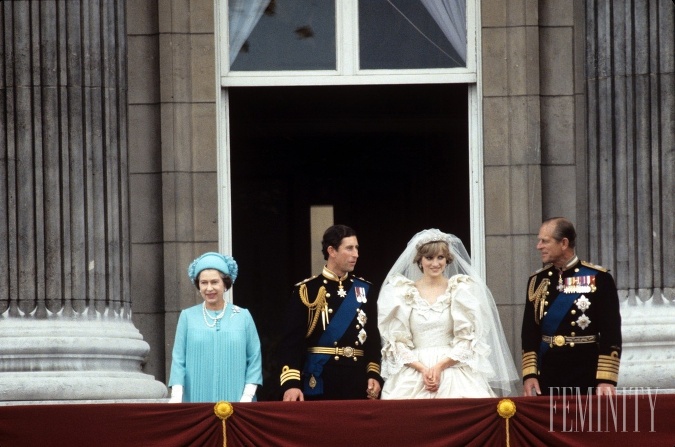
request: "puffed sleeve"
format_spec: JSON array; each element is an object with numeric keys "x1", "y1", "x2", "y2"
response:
[
  {"x1": 378, "y1": 275, "x2": 417, "y2": 379},
  {"x1": 447, "y1": 276, "x2": 494, "y2": 376}
]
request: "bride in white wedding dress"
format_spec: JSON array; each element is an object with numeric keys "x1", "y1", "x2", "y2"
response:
[{"x1": 378, "y1": 229, "x2": 518, "y2": 399}]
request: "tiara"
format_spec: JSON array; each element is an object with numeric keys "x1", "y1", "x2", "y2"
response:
[{"x1": 414, "y1": 229, "x2": 451, "y2": 250}]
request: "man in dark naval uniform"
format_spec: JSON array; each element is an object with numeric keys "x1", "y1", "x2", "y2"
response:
[
  {"x1": 522, "y1": 217, "x2": 622, "y2": 396},
  {"x1": 279, "y1": 225, "x2": 383, "y2": 401}
]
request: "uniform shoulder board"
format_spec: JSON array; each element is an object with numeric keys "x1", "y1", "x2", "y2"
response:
[
  {"x1": 581, "y1": 260, "x2": 608, "y2": 272},
  {"x1": 295, "y1": 275, "x2": 317, "y2": 287},
  {"x1": 530, "y1": 263, "x2": 553, "y2": 277},
  {"x1": 353, "y1": 275, "x2": 372, "y2": 284}
]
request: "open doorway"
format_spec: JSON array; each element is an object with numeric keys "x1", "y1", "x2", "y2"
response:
[{"x1": 229, "y1": 83, "x2": 469, "y2": 400}]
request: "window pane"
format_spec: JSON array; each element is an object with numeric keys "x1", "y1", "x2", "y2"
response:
[
  {"x1": 359, "y1": 0, "x2": 466, "y2": 69},
  {"x1": 230, "y1": 0, "x2": 336, "y2": 71}
]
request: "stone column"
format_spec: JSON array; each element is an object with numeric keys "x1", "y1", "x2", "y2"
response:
[
  {"x1": 0, "y1": 0, "x2": 166, "y2": 400},
  {"x1": 586, "y1": 0, "x2": 675, "y2": 389}
]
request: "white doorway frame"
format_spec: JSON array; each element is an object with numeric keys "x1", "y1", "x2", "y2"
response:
[{"x1": 214, "y1": 0, "x2": 486, "y2": 277}]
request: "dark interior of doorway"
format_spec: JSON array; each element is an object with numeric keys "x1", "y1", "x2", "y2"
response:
[{"x1": 229, "y1": 84, "x2": 469, "y2": 400}]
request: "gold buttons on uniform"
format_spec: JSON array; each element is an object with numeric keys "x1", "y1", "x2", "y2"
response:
[
  {"x1": 355, "y1": 325, "x2": 361, "y2": 329},
  {"x1": 571, "y1": 310, "x2": 576, "y2": 315},
  {"x1": 571, "y1": 321, "x2": 576, "y2": 326},
  {"x1": 326, "y1": 293, "x2": 331, "y2": 298}
]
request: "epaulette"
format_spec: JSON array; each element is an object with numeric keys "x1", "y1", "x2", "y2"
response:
[
  {"x1": 530, "y1": 263, "x2": 553, "y2": 277},
  {"x1": 581, "y1": 260, "x2": 608, "y2": 272},
  {"x1": 353, "y1": 275, "x2": 372, "y2": 284},
  {"x1": 295, "y1": 275, "x2": 317, "y2": 287}
]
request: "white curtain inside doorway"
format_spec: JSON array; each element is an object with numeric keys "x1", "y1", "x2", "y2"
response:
[
  {"x1": 420, "y1": 0, "x2": 467, "y2": 63},
  {"x1": 228, "y1": 0, "x2": 271, "y2": 65}
]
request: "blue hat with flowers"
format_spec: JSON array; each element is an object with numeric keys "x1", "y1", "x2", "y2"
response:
[{"x1": 187, "y1": 252, "x2": 239, "y2": 284}]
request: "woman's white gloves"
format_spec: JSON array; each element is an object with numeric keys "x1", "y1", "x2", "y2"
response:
[
  {"x1": 168, "y1": 385, "x2": 183, "y2": 403},
  {"x1": 239, "y1": 384, "x2": 257, "y2": 402},
  {"x1": 169, "y1": 383, "x2": 256, "y2": 403}
]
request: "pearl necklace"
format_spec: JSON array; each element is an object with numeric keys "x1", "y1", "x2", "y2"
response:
[{"x1": 202, "y1": 302, "x2": 226, "y2": 328}]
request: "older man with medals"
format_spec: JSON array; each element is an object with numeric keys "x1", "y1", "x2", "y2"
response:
[
  {"x1": 521, "y1": 217, "x2": 622, "y2": 396},
  {"x1": 279, "y1": 225, "x2": 384, "y2": 401}
]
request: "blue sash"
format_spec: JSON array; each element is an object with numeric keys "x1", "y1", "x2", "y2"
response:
[
  {"x1": 303, "y1": 279, "x2": 369, "y2": 396},
  {"x1": 538, "y1": 265, "x2": 595, "y2": 363}
]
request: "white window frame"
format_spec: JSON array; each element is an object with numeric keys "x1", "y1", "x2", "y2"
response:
[{"x1": 215, "y1": 0, "x2": 486, "y2": 277}]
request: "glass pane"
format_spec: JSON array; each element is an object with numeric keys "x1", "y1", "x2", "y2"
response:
[
  {"x1": 229, "y1": 0, "x2": 336, "y2": 71},
  {"x1": 359, "y1": 0, "x2": 466, "y2": 69}
]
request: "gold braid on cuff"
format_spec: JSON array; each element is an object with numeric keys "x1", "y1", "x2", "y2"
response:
[
  {"x1": 280, "y1": 365, "x2": 301, "y2": 386},
  {"x1": 596, "y1": 353, "x2": 621, "y2": 383},
  {"x1": 521, "y1": 351, "x2": 538, "y2": 377},
  {"x1": 367, "y1": 362, "x2": 381, "y2": 375}
]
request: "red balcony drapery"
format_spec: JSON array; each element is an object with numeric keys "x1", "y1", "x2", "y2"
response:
[{"x1": 0, "y1": 394, "x2": 671, "y2": 446}]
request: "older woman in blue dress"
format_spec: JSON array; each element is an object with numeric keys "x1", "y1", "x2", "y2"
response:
[{"x1": 169, "y1": 252, "x2": 262, "y2": 403}]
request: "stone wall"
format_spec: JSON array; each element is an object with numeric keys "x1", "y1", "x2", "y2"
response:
[
  {"x1": 127, "y1": 0, "x2": 220, "y2": 383},
  {"x1": 480, "y1": 0, "x2": 587, "y2": 373}
]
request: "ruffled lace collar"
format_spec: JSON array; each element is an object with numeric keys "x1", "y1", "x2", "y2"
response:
[
  {"x1": 389, "y1": 273, "x2": 472, "y2": 313},
  {"x1": 391, "y1": 275, "x2": 451, "y2": 313}
]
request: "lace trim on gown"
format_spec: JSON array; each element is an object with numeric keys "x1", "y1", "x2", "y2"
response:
[{"x1": 379, "y1": 274, "x2": 493, "y2": 379}]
